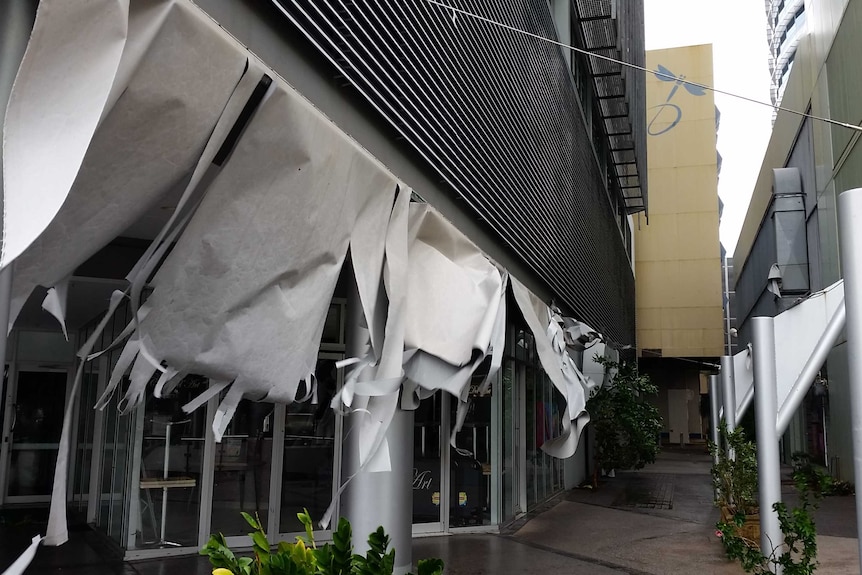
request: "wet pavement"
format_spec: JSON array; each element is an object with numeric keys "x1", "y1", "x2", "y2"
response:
[{"x1": 3, "y1": 446, "x2": 859, "y2": 574}]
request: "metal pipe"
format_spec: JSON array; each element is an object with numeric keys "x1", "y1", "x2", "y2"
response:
[
  {"x1": 709, "y1": 374, "x2": 721, "y2": 459},
  {"x1": 776, "y1": 298, "x2": 846, "y2": 436},
  {"x1": 752, "y1": 316, "x2": 783, "y2": 573},
  {"x1": 837, "y1": 188, "x2": 862, "y2": 573},
  {"x1": 724, "y1": 254, "x2": 733, "y2": 355},
  {"x1": 720, "y1": 355, "x2": 736, "y2": 432}
]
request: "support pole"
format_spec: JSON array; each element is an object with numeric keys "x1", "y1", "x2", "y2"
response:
[
  {"x1": 340, "y1": 269, "x2": 414, "y2": 575},
  {"x1": 720, "y1": 355, "x2": 736, "y2": 433},
  {"x1": 752, "y1": 317, "x2": 782, "y2": 572},
  {"x1": 837, "y1": 188, "x2": 862, "y2": 573},
  {"x1": 709, "y1": 374, "x2": 721, "y2": 460}
]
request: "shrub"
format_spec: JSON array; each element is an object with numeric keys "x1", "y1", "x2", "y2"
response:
[{"x1": 201, "y1": 511, "x2": 444, "y2": 575}]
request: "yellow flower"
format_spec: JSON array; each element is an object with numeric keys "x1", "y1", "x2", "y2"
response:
[{"x1": 212, "y1": 568, "x2": 234, "y2": 575}]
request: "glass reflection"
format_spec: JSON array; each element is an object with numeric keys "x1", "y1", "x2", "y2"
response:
[
  {"x1": 136, "y1": 377, "x2": 207, "y2": 548},
  {"x1": 413, "y1": 393, "x2": 442, "y2": 525},
  {"x1": 449, "y1": 378, "x2": 492, "y2": 528},
  {"x1": 211, "y1": 397, "x2": 274, "y2": 536},
  {"x1": 280, "y1": 358, "x2": 339, "y2": 533}
]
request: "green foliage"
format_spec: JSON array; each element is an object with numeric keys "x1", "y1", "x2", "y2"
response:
[
  {"x1": 791, "y1": 452, "x2": 855, "y2": 496},
  {"x1": 716, "y1": 500, "x2": 819, "y2": 574},
  {"x1": 715, "y1": 453, "x2": 821, "y2": 574},
  {"x1": 200, "y1": 510, "x2": 444, "y2": 575},
  {"x1": 709, "y1": 422, "x2": 758, "y2": 514},
  {"x1": 586, "y1": 358, "x2": 662, "y2": 472}
]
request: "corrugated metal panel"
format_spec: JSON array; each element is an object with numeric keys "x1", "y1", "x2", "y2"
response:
[{"x1": 268, "y1": 0, "x2": 642, "y2": 344}]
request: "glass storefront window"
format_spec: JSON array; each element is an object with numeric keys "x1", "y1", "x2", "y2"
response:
[
  {"x1": 7, "y1": 370, "x2": 67, "y2": 497},
  {"x1": 501, "y1": 361, "x2": 516, "y2": 521},
  {"x1": 280, "y1": 357, "x2": 340, "y2": 533},
  {"x1": 210, "y1": 396, "x2": 274, "y2": 537},
  {"x1": 135, "y1": 376, "x2": 208, "y2": 548},
  {"x1": 448, "y1": 380, "x2": 492, "y2": 528},
  {"x1": 413, "y1": 393, "x2": 442, "y2": 526}
]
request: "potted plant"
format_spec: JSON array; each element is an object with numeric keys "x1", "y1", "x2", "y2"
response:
[{"x1": 709, "y1": 423, "x2": 760, "y2": 545}]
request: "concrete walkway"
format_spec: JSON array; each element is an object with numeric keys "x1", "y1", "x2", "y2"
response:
[
  {"x1": 3, "y1": 447, "x2": 859, "y2": 574},
  {"x1": 415, "y1": 446, "x2": 860, "y2": 574}
]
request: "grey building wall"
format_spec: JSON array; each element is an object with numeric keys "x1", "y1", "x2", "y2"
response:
[{"x1": 734, "y1": 168, "x2": 811, "y2": 347}]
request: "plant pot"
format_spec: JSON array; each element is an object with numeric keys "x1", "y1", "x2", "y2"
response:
[{"x1": 720, "y1": 505, "x2": 761, "y2": 548}]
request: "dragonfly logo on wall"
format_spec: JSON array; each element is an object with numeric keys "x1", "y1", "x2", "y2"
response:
[{"x1": 648, "y1": 64, "x2": 706, "y2": 136}]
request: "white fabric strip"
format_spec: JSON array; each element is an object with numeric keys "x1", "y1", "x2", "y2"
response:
[
  {"x1": 1, "y1": 0, "x2": 129, "y2": 268},
  {"x1": 5, "y1": 0, "x2": 249, "y2": 333},
  {"x1": 1, "y1": 535, "x2": 42, "y2": 575},
  {"x1": 40, "y1": 277, "x2": 70, "y2": 340},
  {"x1": 44, "y1": 290, "x2": 126, "y2": 546},
  {"x1": 511, "y1": 277, "x2": 591, "y2": 459}
]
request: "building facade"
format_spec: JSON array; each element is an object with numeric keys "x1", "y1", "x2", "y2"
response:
[
  {"x1": 735, "y1": 0, "x2": 859, "y2": 478},
  {"x1": 635, "y1": 44, "x2": 724, "y2": 446},
  {"x1": 0, "y1": 0, "x2": 646, "y2": 567},
  {"x1": 765, "y1": 0, "x2": 807, "y2": 107}
]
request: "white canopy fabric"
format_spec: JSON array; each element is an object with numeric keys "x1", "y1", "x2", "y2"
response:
[
  {"x1": 2, "y1": 0, "x2": 613, "y2": 561},
  {"x1": 4, "y1": 0, "x2": 250, "y2": 336}
]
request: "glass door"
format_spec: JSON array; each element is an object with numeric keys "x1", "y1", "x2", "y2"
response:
[
  {"x1": 210, "y1": 394, "x2": 275, "y2": 539},
  {"x1": 412, "y1": 392, "x2": 445, "y2": 533},
  {"x1": 3, "y1": 368, "x2": 71, "y2": 503},
  {"x1": 279, "y1": 355, "x2": 342, "y2": 535}
]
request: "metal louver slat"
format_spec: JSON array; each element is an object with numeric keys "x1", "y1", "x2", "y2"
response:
[{"x1": 269, "y1": 0, "x2": 644, "y2": 344}]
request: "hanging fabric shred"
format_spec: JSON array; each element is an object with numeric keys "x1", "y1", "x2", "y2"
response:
[{"x1": 1, "y1": 0, "x2": 621, "y2": 558}]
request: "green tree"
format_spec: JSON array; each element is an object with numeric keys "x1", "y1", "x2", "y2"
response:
[{"x1": 586, "y1": 358, "x2": 662, "y2": 476}]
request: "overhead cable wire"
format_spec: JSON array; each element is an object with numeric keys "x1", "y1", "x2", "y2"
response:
[{"x1": 423, "y1": 0, "x2": 862, "y2": 134}]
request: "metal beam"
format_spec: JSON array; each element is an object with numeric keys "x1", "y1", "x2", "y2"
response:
[{"x1": 776, "y1": 298, "x2": 845, "y2": 435}]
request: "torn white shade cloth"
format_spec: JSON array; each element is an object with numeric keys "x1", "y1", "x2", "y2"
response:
[
  {"x1": 510, "y1": 277, "x2": 592, "y2": 458},
  {"x1": 4, "y1": 0, "x2": 249, "y2": 333},
  {"x1": 400, "y1": 204, "x2": 507, "y2": 448},
  {"x1": 1, "y1": 0, "x2": 128, "y2": 269},
  {"x1": 582, "y1": 341, "x2": 618, "y2": 390},
  {"x1": 1, "y1": 535, "x2": 42, "y2": 575},
  {"x1": 45, "y1": 290, "x2": 127, "y2": 546},
  {"x1": 404, "y1": 205, "x2": 505, "y2": 367},
  {"x1": 102, "y1": 75, "x2": 399, "y2": 439}
]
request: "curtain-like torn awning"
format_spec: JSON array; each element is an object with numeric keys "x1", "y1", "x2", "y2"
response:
[{"x1": 1, "y1": 0, "x2": 618, "y2": 561}]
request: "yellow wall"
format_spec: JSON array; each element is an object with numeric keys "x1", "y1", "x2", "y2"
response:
[{"x1": 636, "y1": 44, "x2": 724, "y2": 358}]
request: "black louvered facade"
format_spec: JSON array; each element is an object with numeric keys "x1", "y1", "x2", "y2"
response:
[{"x1": 268, "y1": 0, "x2": 646, "y2": 345}]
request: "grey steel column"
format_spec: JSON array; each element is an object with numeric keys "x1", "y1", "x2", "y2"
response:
[
  {"x1": 752, "y1": 317, "x2": 782, "y2": 572},
  {"x1": 837, "y1": 188, "x2": 862, "y2": 572},
  {"x1": 341, "y1": 272, "x2": 414, "y2": 575},
  {"x1": 709, "y1": 374, "x2": 721, "y2": 463},
  {"x1": 720, "y1": 355, "x2": 736, "y2": 433}
]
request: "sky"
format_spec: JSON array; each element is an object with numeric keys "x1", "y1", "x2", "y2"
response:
[{"x1": 644, "y1": 0, "x2": 774, "y2": 255}]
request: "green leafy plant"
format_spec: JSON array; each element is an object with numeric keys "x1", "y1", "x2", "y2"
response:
[
  {"x1": 200, "y1": 511, "x2": 444, "y2": 575},
  {"x1": 791, "y1": 452, "x2": 855, "y2": 496},
  {"x1": 716, "y1": 473, "x2": 820, "y2": 575},
  {"x1": 709, "y1": 422, "x2": 758, "y2": 514},
  {"x1": 586, "y1": 358, "x2": 662, "y2": 480}
]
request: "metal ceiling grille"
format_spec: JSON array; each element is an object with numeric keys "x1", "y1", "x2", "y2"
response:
[{"x1": 268, "y1": 0, "x2": 644, "y2": 344}]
